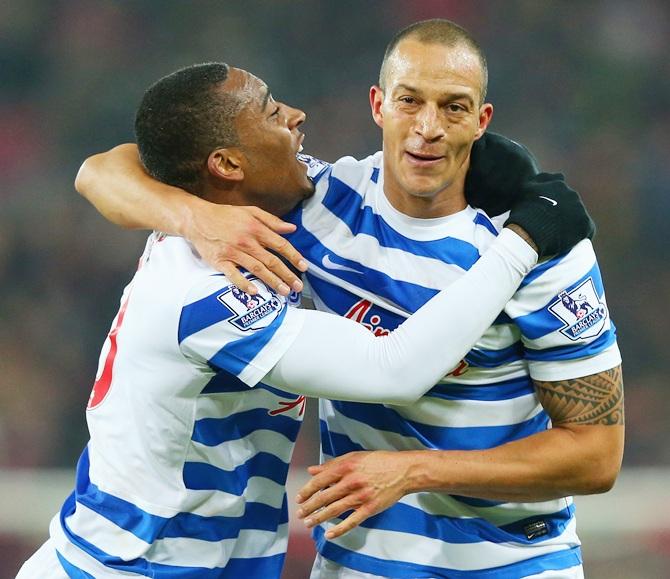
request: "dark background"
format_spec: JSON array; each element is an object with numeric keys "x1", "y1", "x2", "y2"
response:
[{"x1": 1, "y1": 1, "x2": 668, "y2": 577}]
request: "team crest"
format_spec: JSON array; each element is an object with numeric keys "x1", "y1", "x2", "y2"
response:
[
  {"x1": 216, "y1": 277, "x2": 283, "y2": 331},
  {"x1": 548, "y1": 277, "x2": 607, "y2": 341}
]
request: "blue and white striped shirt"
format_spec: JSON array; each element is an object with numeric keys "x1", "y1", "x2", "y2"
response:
[
  {"x1": 285, "y1": 152, "x2": 620, "y2": 578},
  {"x1": 50, "y1": 233, "x2": 306, "y2": 578}
]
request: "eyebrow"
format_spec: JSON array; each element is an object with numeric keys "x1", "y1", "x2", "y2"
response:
[
  {"x1": 394, "y1": 84, "x2": 475, "y2": 106},
  {"x1": 261, "y1": 87, "x2": 271, "y2": 112}
]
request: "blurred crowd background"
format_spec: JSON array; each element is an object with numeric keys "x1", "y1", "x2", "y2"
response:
[{"x1": 1, "y1": 1, "x2": 669, "y2": 577}]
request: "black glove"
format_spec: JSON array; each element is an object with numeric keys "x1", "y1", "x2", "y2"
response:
[
  {"x1": 505, "y1": 173, "x2": 596, "y2": 259},
  {"x1": 466, "y1": 132, "x2": 540, "y2": 216}
]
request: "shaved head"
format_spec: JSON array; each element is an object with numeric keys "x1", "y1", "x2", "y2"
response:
[{"x1": 379, "y1": 19, "x2": 488, "y2": 103}]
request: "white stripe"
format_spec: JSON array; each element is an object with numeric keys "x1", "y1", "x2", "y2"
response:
[
  {"x1": 400, "y1": 491, "x2": 573, "y2": 527},
  {"x1": 195, "y1": 389, "x2": 299, "y2": 420},
  {"x1": 319, "y1": 400, "x2": 429, "y2": 451},
  {"x1": 50, "y1": 514, "x2": 145, "y2": 578},
  {"x1": 392, "y1": 393, "x2": 543, "y2": 428},
  {"x1": 54, "y1": 505, "x2": 289, "y2": 571},
  {"x1": 302, "y1": 201, "x2": 470, "y2": 291},
  {"x1": 151, "y1": 526, "x2": 288, "y2": 568},
  {"x1": 528, "y1": 344, "x2": 622, "y2": 382},
  {"x1": 476, "y1": 323, "x2": 521, "y2": 350},
  {"x1": 437, "y1": 360, "x2": 530, "y2": 385},
  {"x1": 506, "y1": 241, "x2": 596, "y2": 318},
  {"x1": 322, "y1": 516, "x2": 579, "y2": 572}
]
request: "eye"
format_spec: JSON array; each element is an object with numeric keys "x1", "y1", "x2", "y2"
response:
[
  {"x1": 270, "y1": 106, "x2": 280, "y2": 118},
  {"x1": 447, "y1": 103, "x2": 466, "y2": 113},
  {"x1": 399, "y1": 96, "x2": 416, "y2": 105}
]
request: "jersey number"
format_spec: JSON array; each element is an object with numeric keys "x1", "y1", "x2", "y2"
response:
[{"x1": 87, "y1": 293, "x2": 131, "y2": 410}]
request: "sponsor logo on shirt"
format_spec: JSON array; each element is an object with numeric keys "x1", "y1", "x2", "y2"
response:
[
  {"x1": 269, "y1": 394, "x2": 306, "y2": 417},
  {"x1": 344, "y1": 298, "x2": 390, "y2": 336},
  {"x1": 217, "y1": 277, "x2": 283, "y2": 331},
  {"x1": 548, "y1": 277, "x2": 607, "y2": 341}
]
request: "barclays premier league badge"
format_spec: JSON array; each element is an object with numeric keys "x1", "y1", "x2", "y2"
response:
[
  {"x1": 217, "y1": 277, "x2": 282, "y2": 332},
  {"x1": 548, "y1": 277, "x2": 607, "y2": 341}
]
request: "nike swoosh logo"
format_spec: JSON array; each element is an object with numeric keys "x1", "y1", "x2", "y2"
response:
[
  {"x1": 539, "y1": 196, "x2": 558, "y2": 206},
  {"x1": 321, "y1": 254, "x2": 364, "y2": 274}
]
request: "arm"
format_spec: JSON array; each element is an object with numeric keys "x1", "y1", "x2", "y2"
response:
[
  {"x1": 75, "y1": 144, "x2": 306, "y2": 296},
  {"x1": 295, "y1": 365, "x2": 624, "y2": 538},
  {"x1": 264, "y1": 228, "x2": 537, "y2": 403}
]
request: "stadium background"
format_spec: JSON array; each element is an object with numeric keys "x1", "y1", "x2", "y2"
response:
[{"x1": 1, "y1": 1, "x2": 669, "y2": 577}]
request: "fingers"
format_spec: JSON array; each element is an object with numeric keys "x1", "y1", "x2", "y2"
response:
[
  {"x1": 249, "y1": 206, "x2": 299, "y2": 235},
  {"x1": 296, "y1": 467, "x2": 341, "y2": 505},
  {"x1": 218, "y1": 262, "x2": 260, "y2": 296},
  {"x1": 324, "y1": 505, "x2": 377, "y2": 539},
  {"x1": 250, "y1": 207, "x2": 308, "y2": 273}
]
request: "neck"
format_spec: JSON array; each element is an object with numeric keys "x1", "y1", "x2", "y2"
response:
[{"x1": 382, "y1": 164, "x2": 468, "y2": 219}]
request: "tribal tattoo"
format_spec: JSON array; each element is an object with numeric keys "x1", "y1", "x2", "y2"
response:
[{"x1": 534, "y1": 365, "x2": 624, "y2": 426}]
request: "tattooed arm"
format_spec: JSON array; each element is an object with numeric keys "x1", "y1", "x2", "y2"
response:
[{"x1": 296, "y1": 365, "x2": 624, "y2": 537}]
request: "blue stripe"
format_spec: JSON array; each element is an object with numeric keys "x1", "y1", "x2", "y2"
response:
[
  {"x1": 308, "y1": 274, "x2": 408, "y2": 327},
  {"x1": 201, "y1": 370, "x2": 250, "y2": 393},
  {"x1": 465, "y1": 342, "x2": 524, "y2": 368},
  {"x1": 319, "y1": 419, "x2": 365, "y2": 458},
  {"x1": 473, "y1": 211, "x2": 499, "y2": 236},
  {"x1": 201, "y1": 372, "x2": 297, "y2": 399},
  {"x1": 208, "y1": 304, "x2": 288, "y2": 376},
  {"x1": 59, "y1": 502, "x2": 286, "y2": 578},
  {"x1": 514, "y1": 263, "x2": 605, "y2": 340},
  {"x1": 349, "y1": 500, "x2": 575, "y2": 546},
  {"x1": 524, "y1": 328, "x2": 617, "y2": 361},
  {"x1": 370, "y1": 167, "x2": 379, "y2": 183},
  {"x1": 56, "y1": 552, "x2": 95, "y2": 579},
  {"x1": 192, "y1": 408, "x2": 301, "y2": 446},
  {"x1": 328, "y1": 401, "x2": 550, "y2": 450},
  {"x1": 315, "y1": 524, "x2": 581, "y2": 578},
  {"x1": 183, "y1": 452, "x2": 289, "y2": 494},
  {"x1": 69, "y1": 450, "x2": 289, "y2": 543},
  {"x1": 520, "y1": 252, "x2": 570, "y2": 289},
  {"x1": 321, "y1": 176, "x2": 482, "y2": 267},
  {"x1": 427, "y1": 376, "x2": 534, "y2": 401},
  {"x1": 178, "y1": 279, "x2": 231, "y2": 343}
]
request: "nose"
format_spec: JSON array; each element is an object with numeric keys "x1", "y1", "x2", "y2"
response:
[
  {"x1": 414, "y1": 104, "x2": 445, "y2": 142},
  {"x1": 286, "y1": 105, "x2": 306, "y2": 130}
]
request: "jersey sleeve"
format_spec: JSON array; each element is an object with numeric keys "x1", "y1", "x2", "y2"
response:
[
  {"x1": 177, "y1": 273, "x2": 305, "y2": 387},
  {"x1": 504, "y1": 239, "x2": 621, "y2": 381}
]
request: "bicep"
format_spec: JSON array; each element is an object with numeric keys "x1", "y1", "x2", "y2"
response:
[{"x1": 533, "y1": 364, "x2": 624, "y2": 426}]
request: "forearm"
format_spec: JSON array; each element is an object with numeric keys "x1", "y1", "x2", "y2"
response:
[
  {"x1": 75, "y1": 143, "x2": 203, "y2": 233},
  {"x1": 404, "y1": 423, "x2": 624, "y2": 502},
  {"x1": 266, "y1": 229, "x2": 536, "y2": 403}
]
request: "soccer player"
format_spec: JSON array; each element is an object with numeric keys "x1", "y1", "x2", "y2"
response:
[
  {"x1": 74, "y1": 20, "x2": 622, "y2": 579},
  {"x1": 17, "y1": 63, "x2": 592, "y2": 579}
]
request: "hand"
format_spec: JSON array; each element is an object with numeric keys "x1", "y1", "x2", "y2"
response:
[
  {"x1": 505, "y1": 173, "x2": 596, "y2": 259},
  {"x1": 184, "y1": 202, "x2": 307, "y2": 296},
  {"x1": 465, "y1": 132, "x2": 540, "y2": 216},
  {"x1": 295, "y1": 451, "x2": 414, "y2": 539}
]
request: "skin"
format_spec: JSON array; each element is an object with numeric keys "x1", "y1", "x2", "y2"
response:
[
  {"x1": 75, "y1": 42, "x2": 623, "y2": 542},
  {"x1": 293, "y1": 39, "x2": 624, "y2": 540},
  {"x1": 200, "y1": 67, "x2": 314, "y2": 219},
  {"x1": 370, "y1": 38, "x2": 493, "y2": 218},
  {"x1": 75, "y1": 71, "x2": 312, "y2": 297}
]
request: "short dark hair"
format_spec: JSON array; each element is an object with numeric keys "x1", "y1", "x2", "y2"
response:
[
  {"x1": 134, "y1": 62, "x2": 243, "y2": 195},
  {"x1": 379, "y1": 19, "x2": 488, "y2": 102}
]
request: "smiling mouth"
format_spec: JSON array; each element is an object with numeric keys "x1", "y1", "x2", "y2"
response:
[{"x1": 405, "y1": 151, "x2": 445, "y2": 166}]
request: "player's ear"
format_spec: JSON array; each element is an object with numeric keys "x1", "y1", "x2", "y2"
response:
[
  {"x1": 208, "y1": 148, "x2": 244, "y2": 182},
  {"x1": 370, "y1": 85, "x2": 384, "y2": 129},
  {"x1": 474, "y1": 103, "x2": 494, "y2": 140}
]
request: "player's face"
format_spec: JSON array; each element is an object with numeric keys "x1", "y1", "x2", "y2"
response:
[
  {"x1": 230, "y1": 68, "x2": 314, "y2": 216},
  {"x1": 371, "y1": 40, "x2": 493, "y2": 215}
]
